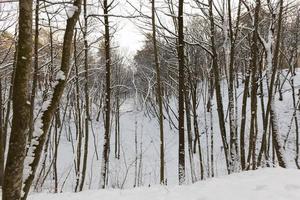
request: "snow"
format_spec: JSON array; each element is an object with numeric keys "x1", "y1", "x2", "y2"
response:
[
  {"x1": 56, "y1": 70, "x2": 66, "y2": 81},
  {"x1": 15, "y1": 68, "x2": 300, "y2": 193},
  {"x1": 22, "y1": 80, "x2": 56, "y2": 194},
  {"x1": 28, "y1": 168, "x2": 300, "y2": 200},
  {"x1": 66, "y1": 5, "x2": 78, "y2": 19}
]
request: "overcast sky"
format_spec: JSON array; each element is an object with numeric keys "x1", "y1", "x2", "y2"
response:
[
  {"x1": 0, "y1": 0, "x2": 146, "y2": 55},
  {"x1": 1, "y1": 0, "x2": 299, "y2": 55}
]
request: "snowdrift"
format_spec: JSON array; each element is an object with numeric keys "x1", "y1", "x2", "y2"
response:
[{"x1": 28, "y1": 168, "x2": 300, "y2": 200}]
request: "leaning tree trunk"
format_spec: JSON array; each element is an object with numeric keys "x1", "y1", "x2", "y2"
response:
[
  {"x1": 3, "y1": 0, "x2": 33, "y2": 199},
  {"x1": 21, "y1": 1, "x2": 82, "y2": 199},
  {"x1": 208, "y1": 0, "x2": 230, "y2": 173},
  {"x1": 256, "y1": 0, "x2": 286, "y2": 168},
  {"x1": 268, "y1": 0, "x2": 286, "y2": 168}
]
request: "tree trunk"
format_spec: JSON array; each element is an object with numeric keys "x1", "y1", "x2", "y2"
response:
[
  {"x1": 178, "y1": 0, "x2": 186, "y2": 185},
  {"x1": 28, "y1": 0, "x2": 39, "y2": 144},
  {"x1": 0, "y1": 76, "x2": 4, "y2": 187},
  {"x1": 151, "y1": 0, "x2": 165, "y2": 185},
  {"x1": 246, "y1": 0, "x2": 260, "y2": 170},
  {"x1": 226, "y1": 0, "x2": 241, "y2": 172},
  {"x1": 100, "y1": 0, "x2": 112, "y2": 189},
  {"x1": 3, "y1": 0, "x2": 33, "y2": 199},
  {"x1": 268, "y1": 0, "x2": 286, "y2": 168},
  {"x1": 21, "y1": 1, "x2": 82, "y2": 199},
  {"x1": 208, "y1": 0, "x2": 230, "y2": 173},
  {"x1": 74, "y1": 29, "x2": 83, "y2": 192},
  {"x1": 79, "y1": 0, "x2": 90, "y2": 191}
]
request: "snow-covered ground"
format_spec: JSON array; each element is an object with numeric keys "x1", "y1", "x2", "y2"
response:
[
  {"x1": 2, "y1": 70, "x2": 300, "y2": 198},
  {"x1": 26, "y1": 69, "x2": 300, "y2": 192},
  {"x1": 28, "y1": 168, "x2": 300, "y2": 200}
]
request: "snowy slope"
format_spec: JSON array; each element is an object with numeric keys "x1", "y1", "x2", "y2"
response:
[
  {"x1": 2, "y1": 71, "x2": 300, "y2": 195},
  {"x1": 28, "y1": 168, "x2": 300, "y2": 200},
  {"x1": 29, "y1": 69, "x2": 300, "y2": 192}
]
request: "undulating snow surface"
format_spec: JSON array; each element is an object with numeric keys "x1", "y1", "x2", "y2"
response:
[{"x1": 28, "y1": 168, "x2": 300, "y2": 200}]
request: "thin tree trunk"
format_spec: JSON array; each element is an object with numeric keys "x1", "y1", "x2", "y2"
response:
[
  {"x1": 227, "y1": 0, "x2": 241, "y2": 172},
  {"x1": 100, "y1": 0, "x2": 112, "y2": 188},
  {"x1": 294, "y1": 11, "x2": 300, "y2": 168},
  {"x1": 257, "y1": 54, "x2": 268, "y2": 167},
  {"x1": 246, "y1": 0, "x2": 260, "y2": 170},
  {"x1": 208, "y1": 0, "x2": 230, "y2": 173},
  {"x1": 74, "y1": 30, "x2": 83, "y2": 193},
  {"x1": 79, "y1": 0, "x2": 89, "y2": 191},
  {"x1": 268, "y1": 0, "x2": 286, "y2": 168},
  {"x1": 53, "y1": 112, "x2": 60, "y2": 193},
  {"x1": 151, "y1": 0, "x2": 165, "y2": 185},
  {"x1": 191, "y1": 82, "x2": 203, "y2": 180},
  {"x1": 178, "y1": 0, "x2": 186, "y2": 185},
  {"x1": 28, "y1": 0, "x2": 39, "y2": 144},
  {"x1": 185, "y1": 90, "x2": 196, "y2": 182},
  {"x1": 3, "y1": 44, "x2": 17, "y2": 158},
  {"x1": 208, "y1": 75, "x2": 214, "y2": 177}
]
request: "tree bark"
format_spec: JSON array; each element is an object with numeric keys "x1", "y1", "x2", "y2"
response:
[
  {"x1": 0, "y1": 75, "x2": 4, "y2": 187},
  {"x1": 246, "y1": 0, "x2": 260, "y2": 170},
  {"x1": 79, "y1": 0, "x2": 90, "y2": 191},
  {"x1": 100, "y1": 0, "x2": 112, "y2": 189},
  {"x1": 268, "y1": 0, "x2": 286, "y2": 168},
  {"x1": 151, "y1": 0, "x2": 165, "y2": 185},
  {"x1": 28, "y1": 0, "x2": 39, "y2": 144},
  {"x1": 3, "y1": 0, "x2": 33, "y2": 199},
  {"x1": 21, "y1": 1, "x2": 82, "y2": 199},
  {"x1": 208, "y1": 0, "x2": 230, "y2": 173},
  {"x1": 178, "y1": 0, "x2": 186, "y2": 185}
]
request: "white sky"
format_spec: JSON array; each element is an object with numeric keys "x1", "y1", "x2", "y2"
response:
[
  {"x1": 114, "y1": 0, "x2": 146, "y2": 54},
  {"x1": 1, "y1": 0, "x2": 299, "y2": 55},
  {"x1": 0, "y1": 0, "x2": 146, "y2": 55}
]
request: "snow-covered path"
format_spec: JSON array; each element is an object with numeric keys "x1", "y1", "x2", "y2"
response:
[{"x1": 28, "y1": 168, "x2": 300, "y2": 200}]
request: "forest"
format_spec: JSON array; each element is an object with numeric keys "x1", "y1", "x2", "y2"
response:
[{"x1": 0, "y1": 0, "x2": 300, "y2": 200}]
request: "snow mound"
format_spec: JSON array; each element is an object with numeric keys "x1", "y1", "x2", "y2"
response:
[{"x1": 28, "y1": 168, "x2": 300, "y2": 200}]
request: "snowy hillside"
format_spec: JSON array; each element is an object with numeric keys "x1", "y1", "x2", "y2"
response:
[
  {"x1": 20, "y1": 68, "x2": 300, "y2": 192},
  {"x1": 28, "y1": 168, "x2": 300, "y2": 200},
  {"x1": 2, "y1": 0, "x2": 300, "y2": 199}
]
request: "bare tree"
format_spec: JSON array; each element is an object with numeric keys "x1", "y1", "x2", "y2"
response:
[
  {"x1": 208, "y1": 0, "x2": 230, "y2": 173},
  {"x1": 100, "y1": 0, "x2": 112, "y2": 189},
  {"x1": 178, "y1": 0, "x2": 185, "y2": 185},
  {"x1": 151, "y1": 0, "x2": 165, "y2": 185},
  {"x1": 22, "y1": 1, "x2": 83, "y2": 199},
  {"x1": 3, "y1": 0, "x2": 33, "y2": 199},
  {"x1": 79, "y1": 0, "x2": 90, "y2": 191}
]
